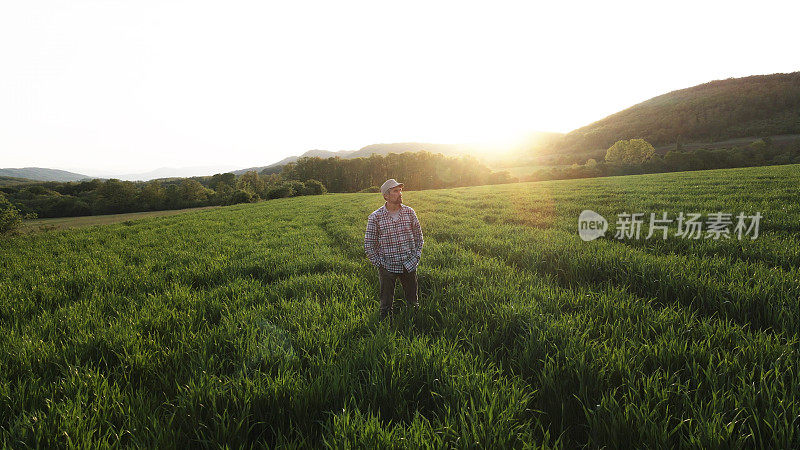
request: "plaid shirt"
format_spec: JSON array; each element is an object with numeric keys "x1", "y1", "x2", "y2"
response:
[{"x1": 364, "y1": 203, "x2": 424, "y2": 273}]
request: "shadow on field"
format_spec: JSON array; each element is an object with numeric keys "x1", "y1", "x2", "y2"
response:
[
  {"x1": 433, "y1": 230, "x2": 797, "y2": 337},
  {"x1": 600, "y1": 231, "x2": 800, "y2": 272},
  {"x1": 173, "y1": 262, "x2": 335, "y2": 291}
]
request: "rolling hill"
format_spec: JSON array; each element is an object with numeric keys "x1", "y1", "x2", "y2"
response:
[
  {"x1": 249, "y1": 144, "x2": 478, "y2": 172},
  {"x1": 544, "y1": 71, "x2": 800, "y2": 155},
  {"x1": 248, "y1": 133, "x2": 565, "y2": 173},
  {"x1": 0, "y1": 167, "x2": 91, "y2": 182},
  {"x1": 0, "y1": 176, "x2": 39, "y2": 186},
  {"x1": 232, "y1": 150, "x2": 358, "y2": 174},
  {"x1": 93, "y1": 165, "x2": 241, "y2": 181}
]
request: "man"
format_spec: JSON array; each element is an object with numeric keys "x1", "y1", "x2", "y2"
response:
[{"x1": 364, "y1": 178, "x2": 424, "y2": 320}]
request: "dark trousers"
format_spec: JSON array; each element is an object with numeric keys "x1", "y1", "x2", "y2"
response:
[{"x1": 378, "y1": 266, "x2": 418, "y2": 319}]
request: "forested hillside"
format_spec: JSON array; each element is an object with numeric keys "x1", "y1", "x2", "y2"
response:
[
  {"x1": 0, "y1": 168, "x2": 91, "y2": 182},
  {"x1": 546, "y1": 72, "x2": 800, "y2": 154}
]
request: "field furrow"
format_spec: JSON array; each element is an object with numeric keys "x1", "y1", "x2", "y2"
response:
[{"x1": 2, "y1": 165, "x2": 799, "y2": 447}]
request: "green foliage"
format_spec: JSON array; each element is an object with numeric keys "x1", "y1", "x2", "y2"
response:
[
  {"x1": 139, "y1": 181, "x2": 166, "y2": 210},
  {"x1": 1, "y1": 150, "x2": 518, "y2": 220},
  {"x1": 209, "y1": 172, "x2": 236, "y2": 191},
  {"x1": 284, "y1": 151, "x2": 517, "y2": 193},
  {"x1": 302, "y1": 179, "x2": 327, "y2": 195},
  {"x1": 1, "y1": 166, "x2": 800, "y2": 446},
  {"x1": 749, "y1": 138, "x2": 769, "y2": 151},
  {"x1": 487, "y1": 170, "x2": 516, "y2": 185},
  {"x1": 266, "y1": 182, "x2": 295, "y2": 199},
  {"x1": 94, "y1": 179, "x2": 139, "y2": 214},
  {"x1": 526, "y1": 139, "x2": 800, "y2": 182},
  {"x1": 229, "y1": 189, "x2": 256, "y2": 204},
  {"x1": 237, "y1": 171, "x2": 266, "y2": 198},
  {"x1": 0, "y1": 171, "x2": 328, "y2": 219},
  {"x1": 286, "y1": 180, "x2": 306, "y2": 197},
  {"x1": 0, "y1": 193, "x2": 24, "y2": 233},
  {"x1": 178, "y1": 179, "x2": 213, "y2": 208},
  {"x1": 550, "y1": 72, "x2": 800, "y2": 154},
  {"x1": 605, "y1": 139, "x2": 656, "y2": 164}
]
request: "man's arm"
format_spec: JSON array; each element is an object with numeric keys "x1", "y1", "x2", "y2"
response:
[
  {"x1": 409, "y1": 211, "x2": 423, "y2": 267},
  {"x1": 364, "y1": 214, "x2": 382, "y2": 267}
]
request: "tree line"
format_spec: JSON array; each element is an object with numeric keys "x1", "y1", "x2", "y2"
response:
[
  {"x1": 527, "y1": 137, "x2": 800, "y2": 182},
  {"x1": 547, "y1": 72, "x2": 800, "y2": 155},
  {"x1": 281, "y1": 151, "x2": 515, "y2": 193},
  {"x1": 0, "y1": 151, "x2": 516, "y2": 228},
  {"x1": 0, "y1": 172, "x2": 326, "y2": 221}
]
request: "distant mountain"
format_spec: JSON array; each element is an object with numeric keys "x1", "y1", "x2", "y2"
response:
[
  {"x1": 233, "y1": 149, "x2": 358, "y2": 174},
  {"x1": 4, "y1": 137, "x2": 561, "y2": 183},
  {"x1": 546, "y1": 72, "x2": 800, "y2": 155},
  {"x1": 252, "y1": 141, "x2": 520, "y2": 172},
  {"x1": 230, "y1": 166, "x2": 271, "y2": 175},
  {"x1": 347, "y1": 143, "x2": 479, "y2": 158},
  {"x1": 0, "y1": 167, "x2": 91, "y2": 182},
  {"x1": 94, "y1": 165, "x2": 241, "y2": 181},
  {"x1": 234, "y1": 145, "x2": 459, "y2": 173},
  {"x1": 0, "y1": 176, "x2": 39, "y2": 186},
  {"x1": 0, "y1": 165, "x2": 249, "y2": 183},
  {"x1": 3, "y1": 136, "x2": 562, "y2": 184},
  {"x1": 304, "y1": 149, "x2": 358, "y2": 159}
]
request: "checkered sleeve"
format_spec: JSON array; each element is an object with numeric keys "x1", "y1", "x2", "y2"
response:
[
  {"x1": 411, "y1": 211, "x2": 423, "y2": 261},
  {"x1": 364, "y1": 213, "x2": 381, "y2": 267}
]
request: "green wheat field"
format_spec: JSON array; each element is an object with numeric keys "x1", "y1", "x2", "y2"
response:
[{"x1": 2, "y1": 165, "x2": 800, "y2": 447}]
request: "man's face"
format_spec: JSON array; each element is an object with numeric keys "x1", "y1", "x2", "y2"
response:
[{"x1": 384, "y1": 185, "x2": 402, "y2": 204}]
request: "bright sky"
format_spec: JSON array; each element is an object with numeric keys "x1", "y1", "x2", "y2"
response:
[{"x1": 1, "y1": 1, "x2": 798, "y2": 174}]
